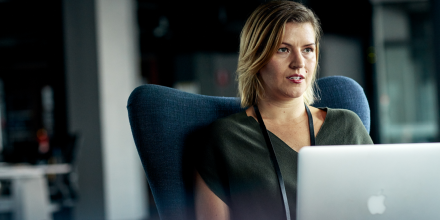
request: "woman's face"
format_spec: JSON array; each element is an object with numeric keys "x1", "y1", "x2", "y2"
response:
[{"x1": 259, "y1": 22, "x2": 316, "y2": 102}]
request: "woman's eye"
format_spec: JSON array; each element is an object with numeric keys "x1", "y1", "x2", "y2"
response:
[
  {"x1": 278, "y1": 48, "x2": 289, "y2": 53},
  {"x1": 303, "y1": 48, "x2": 313, "y2": 53}
]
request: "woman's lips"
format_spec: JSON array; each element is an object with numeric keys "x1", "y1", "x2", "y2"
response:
[{"x1": 287, "y1": 74, "x2": 304, "y2": 83}]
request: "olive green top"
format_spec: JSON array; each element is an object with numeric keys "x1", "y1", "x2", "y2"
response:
[{"x1": 196, "y1": 108, "x2": 373, "y2": 220}]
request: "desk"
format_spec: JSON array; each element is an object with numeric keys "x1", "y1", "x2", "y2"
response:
[{"x1": 0, "y1": 164, "x2": 71, "y2": 220}]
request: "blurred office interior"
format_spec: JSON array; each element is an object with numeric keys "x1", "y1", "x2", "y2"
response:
[{"x1": 0, "y1": 0, "x2": 439, "y2": 219}]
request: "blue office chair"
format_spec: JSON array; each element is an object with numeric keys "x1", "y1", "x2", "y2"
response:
[{"x1": 127, "y1": 76, "x2": 370, "y2": 220}]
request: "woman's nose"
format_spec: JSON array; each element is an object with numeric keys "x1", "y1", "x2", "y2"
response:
[{"x1": 289, "y1": 50, "x2": 305, "y2": 69}]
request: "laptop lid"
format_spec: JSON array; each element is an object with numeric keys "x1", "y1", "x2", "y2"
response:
[{"x1": 296, "y1": 143, "x2": 440, "y2": 220}]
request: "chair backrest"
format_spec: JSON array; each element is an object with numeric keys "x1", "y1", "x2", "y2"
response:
[
  {"x1": 313, "y1": 76, "x2": 370, "y2": 132},
  {"x1": 127, "y1": 75, "x2": 370, "y2": 220}
]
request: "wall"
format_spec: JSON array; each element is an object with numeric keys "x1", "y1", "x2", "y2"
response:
[{"x1": 63, "y1": 0, "x2": 147, "y2": 219}]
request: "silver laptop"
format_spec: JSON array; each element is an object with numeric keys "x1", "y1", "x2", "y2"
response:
[{"x1": 296, "y1": 143, "x2": 440, "y2": 220}]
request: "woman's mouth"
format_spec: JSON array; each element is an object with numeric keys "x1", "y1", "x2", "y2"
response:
[
  {"x1": 288, "y1": 76, "x2": 302, "y2": 80},
  {"x1": 287, "y1": 75, "x2": 304, "y2": 83}
]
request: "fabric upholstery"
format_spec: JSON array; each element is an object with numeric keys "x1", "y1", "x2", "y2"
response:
[
  {"x1": 313, "y1": 76, "x2": 370, "y2": 132},
  {"x1": 127, "y1": 75, "x2": 370, "y2": 220}
]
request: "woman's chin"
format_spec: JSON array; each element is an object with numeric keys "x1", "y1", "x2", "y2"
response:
[
  {"x1": 285, "y1": 91, "x2": 306, "y2": 100},
  {"x1": 272, "y1": 94, "x2": 305, "y2": 102}
]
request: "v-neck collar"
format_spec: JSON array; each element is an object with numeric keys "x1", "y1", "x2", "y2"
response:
[{"x1": 243, "y1": 107, "x2": 330, "y2": 153}]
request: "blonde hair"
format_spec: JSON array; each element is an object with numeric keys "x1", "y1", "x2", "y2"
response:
[{"x1": 237, "y1": 0, "x2": 322, "y2": 108}]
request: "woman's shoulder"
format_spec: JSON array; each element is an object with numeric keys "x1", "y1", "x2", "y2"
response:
[
  {"x1": 209, "y1": 110, "x2": 250, "y2": 130},
  {"x1": 202, "y1": 110, "x2": 253, "y2": 141},
  {"x1": 317, "y1": 107, "x2": 373, "y2": 144},
  {"x1": 324, "y1": 108, "x2": 363, "y2": 124}
]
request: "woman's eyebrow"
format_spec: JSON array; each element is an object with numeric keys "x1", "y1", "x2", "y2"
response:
[
  {"x1": 281, "y1": 42, "x2": 316, "y2": 47},
  {"x1": 304, "y1": 43, "x2": 316, "y2": 47}
]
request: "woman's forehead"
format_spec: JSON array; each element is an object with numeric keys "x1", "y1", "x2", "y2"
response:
[{"x1": 281, "y1": 22, "x2": 316, "y2": 45}]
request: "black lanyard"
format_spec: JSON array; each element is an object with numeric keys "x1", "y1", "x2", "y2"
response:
[{"x1": 253, "y1": 104, "x2": 315, "y2": 220}]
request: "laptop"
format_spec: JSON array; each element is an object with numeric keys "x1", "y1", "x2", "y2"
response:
[{"x1": 296, "y1": 143, "x2": 440, "y2": 220}]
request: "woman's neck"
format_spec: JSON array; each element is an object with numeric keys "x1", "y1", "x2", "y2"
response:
[{"x1": 256, "y1": 97, "x2": 307, "y2": 125}]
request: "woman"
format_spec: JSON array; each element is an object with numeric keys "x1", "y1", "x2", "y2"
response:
[{"x1": 195, "y1": 1, "x2": 373, "y2": 220}]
